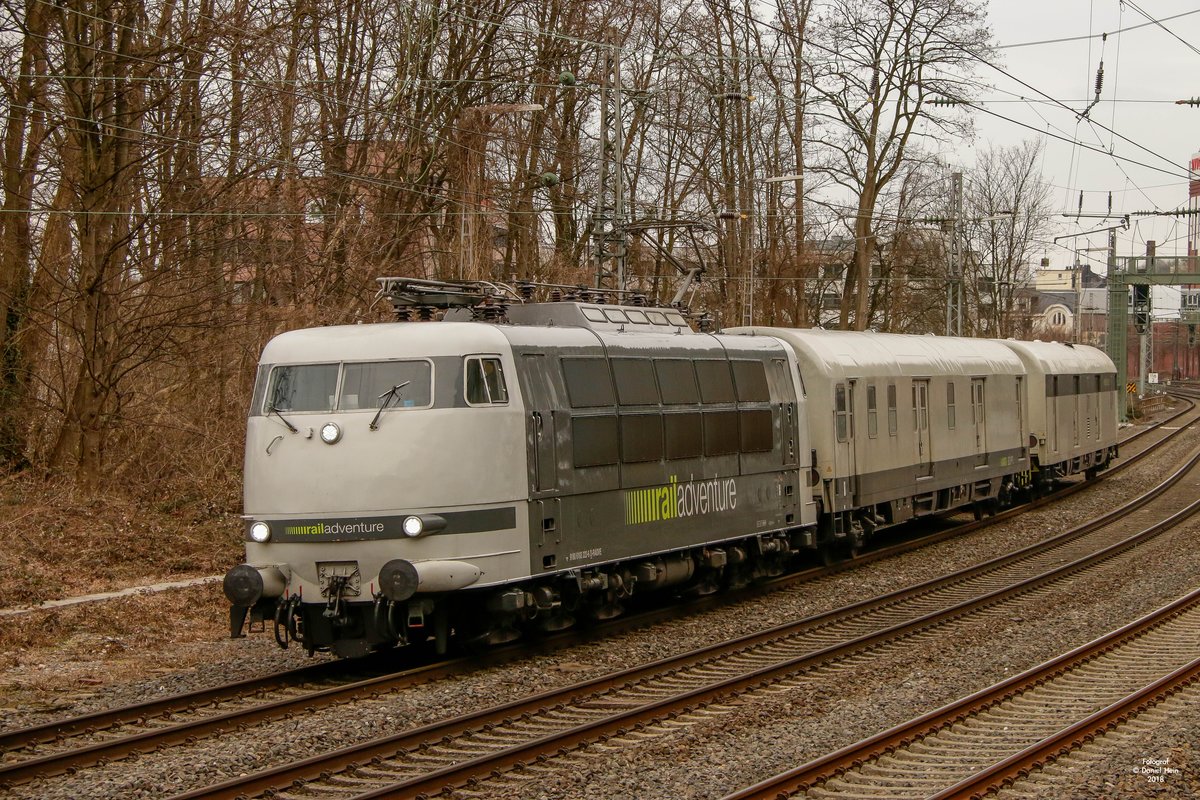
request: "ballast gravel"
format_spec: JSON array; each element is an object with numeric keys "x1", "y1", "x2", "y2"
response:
[{"x1": 5, "y1": 416, "x2": 1200, "y2": 800}]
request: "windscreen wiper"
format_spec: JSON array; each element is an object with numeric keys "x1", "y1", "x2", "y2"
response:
[
  {"x1": 267, "y1": 404, "x2": 298, "y2": 433},
  {"x1": 370, "y1": 381, "x2": 411, "y2": 431}
]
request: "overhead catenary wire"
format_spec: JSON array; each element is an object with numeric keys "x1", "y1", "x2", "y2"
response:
[{"x1": 15, "y1": 0, "x2": 1195, "y2": 256}]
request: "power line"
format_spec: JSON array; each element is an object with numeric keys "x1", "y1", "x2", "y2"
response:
[{"x1": 995, "y1": 8, "x2": 1200, "y2": 49}]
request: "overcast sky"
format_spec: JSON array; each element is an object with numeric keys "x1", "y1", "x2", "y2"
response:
[{"x1": 944, "y1": 1, "x2": 1200, "y2": 277}]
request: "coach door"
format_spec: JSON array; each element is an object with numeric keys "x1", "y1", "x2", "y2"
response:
[
  {"x1": 834, "y1": 381, "x2": 857, "y2": 505},
  {"x1": 972, "y1": 378, "x2": 986, "y2": 466},
  {"x1": 1047, "y1": 376, "x2": 1059, "y2": 457},
  {"x1": 913, "y1": 380, "x2": 931, "y2": 478}
]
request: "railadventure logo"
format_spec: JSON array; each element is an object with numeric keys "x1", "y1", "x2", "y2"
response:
[
  {"x1": 283, "y1": 521, "x2": 386, "y2": 536},
  {"x1": 624, "y1": 474, "x2": 738, "y2": 525}
]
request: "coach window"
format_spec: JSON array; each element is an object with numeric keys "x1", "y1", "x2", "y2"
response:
[
  {"x1": 464, "y1": 356, "x2": 509, "y2": 406},
  {"x1": 887, "y1": 383, "x2": 898, "y2": 436},
  {"x1": 835, "y1": 383, "x2": 851, "y2": 442},
  {"x1": 972, "y1": 378, "x2": 985, "y2": 424},
  {"x1": 866, "y1": 384, "x2": 878, "y2": 438},
  {"x1": 946, "y1": 382, "x2": 957, "y2": 429},
  {"x1": 562, "y1": 357, "x2": 615, "y2": 407}
]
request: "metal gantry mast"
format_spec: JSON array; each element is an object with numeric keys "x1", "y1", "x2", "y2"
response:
[
  {"x1": 945, "y1": 171, "x2": 964, "y2": 336},
  {"x1": 593, "y1": 42, "x2": 627, "y2": 292}
]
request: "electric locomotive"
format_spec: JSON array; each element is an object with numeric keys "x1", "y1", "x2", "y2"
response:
[{"x1": 224, "y1": 282, "x2": 815, "y2": 657}]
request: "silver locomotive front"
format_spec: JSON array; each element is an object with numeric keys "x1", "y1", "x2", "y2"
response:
[{"x1": 223, "y1": 322, "x2": 529, "y2": 657}]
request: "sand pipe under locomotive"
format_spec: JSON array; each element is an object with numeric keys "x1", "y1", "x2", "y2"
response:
[{"x1": 223, "y1": 278, "x2": 1119, "y2": 658}]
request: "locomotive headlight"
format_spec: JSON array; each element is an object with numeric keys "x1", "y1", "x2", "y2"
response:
[
  {"x1": 402, "y1": 514, "x2": 447, "y2": 538},
  {"x1": 249, "y1": 521, "x2": 271, "y2": 543},
  {"x1": 320, "y1": 422, "x2": 342, "y2": 444}
]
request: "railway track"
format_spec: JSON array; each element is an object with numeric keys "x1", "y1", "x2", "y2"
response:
[
  {"x1": 0, "y1": 399, "x2": 1192, "y2": 794},
  {"x1": 723, "y1": 588, "x2": 1200, "y2": 800},
  {"x1": 146, "y1": 409, "x2": 1200, "y2": 798}
]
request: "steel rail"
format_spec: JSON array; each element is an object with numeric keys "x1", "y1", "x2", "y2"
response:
[
  {"x1": 1, "y1": 398, "x2": 1190, "y2": 788},
  {"x1": 164, "y1": 421, "x2": 1200, "y2": 799},
  {"x1": 724, "y1": 587, "x2": 1200, "y2": 800}
]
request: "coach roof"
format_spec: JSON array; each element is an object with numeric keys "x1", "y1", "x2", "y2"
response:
[{"x1": 727, "y1": 327, "x2": 1025, "y2": 379}]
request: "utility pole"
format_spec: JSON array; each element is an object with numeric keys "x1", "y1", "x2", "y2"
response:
[
  {"x1": 593, "y1": 41, "x2": 627, "y2": 292},
  {"x1": 1137, "y1": 240, "x2": 1155, "y2": 395},
  {"x1": 945, "y1": 172, "x2": 963, "y2": 336}
]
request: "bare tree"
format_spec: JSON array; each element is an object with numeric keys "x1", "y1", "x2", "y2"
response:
[
  {"x1": 961, "y1": 139, "x2": 1053, "y2": 337},
  {"x1": 807, "y1": 0, "x2": 990, "y2": 330}
]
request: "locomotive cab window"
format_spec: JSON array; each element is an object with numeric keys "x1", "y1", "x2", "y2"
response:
[
  {"x1": 464, "y1": 356, "x2": 509, "y2": 406},
  {"x1": 264, "y1": 363, "x2": 339, "y2": 413},
  {"x1": 264, "y1": 360, "x2": 434, "y2": 414},
  {"x1": 339, "y1": 360, "x2": 432, "y2": 410}
]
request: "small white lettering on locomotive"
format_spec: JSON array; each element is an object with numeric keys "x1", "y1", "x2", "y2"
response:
[{"x1": 567, "y1": 548, "x2": 604, "y2": 561}]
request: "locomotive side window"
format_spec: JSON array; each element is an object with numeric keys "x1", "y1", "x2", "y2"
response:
[
  {"x1": 740, "y1": 409, "x2": 773, "y2": 452},
  {"x1": 664, "y1": 413, "x2": 703, "y2": 458},
  {"x1": 696, "y1": 360, "x2": 736, "y2": 403},
  {"x1": 656, "y1": 359, "x2": 699, "y2": 404},
  {"x1": 571, "y1": 415, "x2": 619, "y2": 467},
  {"x1": 946, "y1": 382, "x2": 957, "y2": 429},
  {"x1": 562, "y1": 357, "x2": 615, "y2": 407},
  {"x1": 731, "y1": 360, "x2": 770, "y2": 402},
  {"x1": 613, "y1": 358, "x2": 660, "y2": 405},
  {"x1": 264, "y1": 363, "x2": 339, "y2": 413},
  {"x1": 703, "y1": 410, "x2": 740, "y2": 455},
  {"x1": 464, "y1": 357, "x2": 509, "y2": 406},
  {"x1": 621, "y1": 414, "x2": 664, "y2": 462}
]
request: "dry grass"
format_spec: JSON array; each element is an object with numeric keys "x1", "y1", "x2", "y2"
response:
[
  {"x1": 0, "y1": 584, "x2": 229, "y2": 669},
  {"x1": 0, "y1": 473, "x2": 243, "y2": 609}
]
